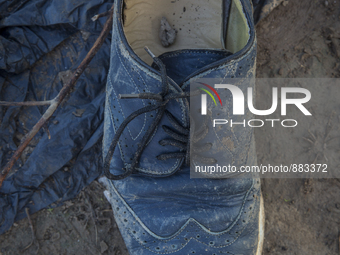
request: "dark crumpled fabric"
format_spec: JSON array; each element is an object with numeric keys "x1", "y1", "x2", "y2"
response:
[
  {"x1": 0, "y1": 0, "x2": 113, "y2": 235},
  {"x1": 0, "y1": 0, "x2": 280, "y2": 235}
]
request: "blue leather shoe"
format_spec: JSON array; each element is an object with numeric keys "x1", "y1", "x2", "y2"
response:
[{"x1": 100, "y1": 0, "x2": 264, "y2": 254}]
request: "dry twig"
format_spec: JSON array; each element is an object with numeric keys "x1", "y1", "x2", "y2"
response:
[
  {"x1": 0, "y1": 7, "x2": 114, "y2": 188},
  {"x1": 21, "y1": 208, "x2": 40, "y2": 253},
  {"x1": 85, "y1": 192, "x2": 99, "y2": 245},
  {"x1": 91, "y1": 10, "x2": 112, "y2": 21},
  {"x1": 0, "y1": 100, "x2": 53, "y2": 107}
]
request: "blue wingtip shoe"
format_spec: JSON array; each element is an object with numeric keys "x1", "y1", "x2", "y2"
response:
[{"x1": 100, "y1": 0, "x2": 264, "y2": 254}]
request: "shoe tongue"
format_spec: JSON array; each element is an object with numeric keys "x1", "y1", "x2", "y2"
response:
[{"x1": 152, "y1": 49, "x2": 232, "y2": 86}]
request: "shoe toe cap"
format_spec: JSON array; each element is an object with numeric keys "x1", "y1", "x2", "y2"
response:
[{"x1": 100, "y1": 177, "x2": 262, "y2": 255}]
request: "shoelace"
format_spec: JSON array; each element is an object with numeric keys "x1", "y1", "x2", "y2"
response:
[{"x1": 103, "y1": 47, "x2": 215, "y2": 180}]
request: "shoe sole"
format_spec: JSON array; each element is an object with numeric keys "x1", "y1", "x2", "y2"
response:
[{"x1": 256, "y1": 194, "x2": 265, "y2": 255}]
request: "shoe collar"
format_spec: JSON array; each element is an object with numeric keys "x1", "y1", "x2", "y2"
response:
[{"x1": 113, "y1": 0, "x2": 256, "y2": 87}]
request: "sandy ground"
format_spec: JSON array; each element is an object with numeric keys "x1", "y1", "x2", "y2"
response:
[
  {"x1": 1, "y1": 0, "x2": 340, "y2": 254},
  {"x1": 257, "y1": 0, "x2": 340, "y2": 254}
]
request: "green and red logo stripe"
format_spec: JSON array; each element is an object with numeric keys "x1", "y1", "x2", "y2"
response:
[{"x1": 198, "y1": 82, "x2": 223, "y2": 106}]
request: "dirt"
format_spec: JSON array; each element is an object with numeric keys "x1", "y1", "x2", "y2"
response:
[
  {"x1": 256, "y1": 0, "x2": 340, "y2": 254},
  {"x1": 1, "y1": 0, "x2": 340, "y2": 254},
  {"x1": 0, "y1": 181, "x2": 128, "y2": 255}
]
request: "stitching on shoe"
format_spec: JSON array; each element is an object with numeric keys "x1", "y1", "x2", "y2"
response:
[
  {"x1": 135, "y1": 158, "x2": 181, "y2": 174},
  {"x1": 108, "y1": 70, "x2": 145, "y2": 143},
  {"x1": 112, "y1": 2, "x2": 255, "y2": 177},
  {"x1": 125, "y1": 55, "x2": 160, "y2": 148},
  {"x1": 110, "y1": 27, "x2": 185, "y2": 175},
  {"x1": 211, "y1": 125, "x2": 235, "y2": 164},
  {"x1": 184, "y1": 52, "x2": 256, "y2": 168},
  {"x1": 107, "y1": 93, "x2": 126, "y2": 164},
  {"x1": 208, "y1": 89, "x2": 255, "y2": 168},
  {"x1": 115, "y1": 34, "x2": 187, "y2": 175},
  {"x1": 107, "y1": 178, "x2": 258, "y2": 254},
  {"x1": 115, "y1": 9, "x2": 188, "y2": 127},
  {"x1": 243, "y1": 131, "x2": 254, "y2": 168},
  {"x1": 113, "y1": 41, "x2": 147, "y2": 141},
  {"x1": 158, "y1": 50, "x2": 231, "y2": 59},
  {"x1": 108, "y1": 67, "x2": 181, "y2": 175},
  {"x1": 116, "y1": 9, "x2": 190, "y2": 130},
  {"x1": 214, "y1": 65, "x2": 245, "y2": 150},
  {"x1": 132, "y1": 63, "x2": 154, "y2": 139},
  {"x1": 108, "y1": 178, "x2": 256, "y2": 244},
  {"x1": 181, "y1": 41, "x2": 256, "y2": 90}
]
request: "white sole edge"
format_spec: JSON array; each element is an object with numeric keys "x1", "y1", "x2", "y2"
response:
[{"x1": 256, "y1": 194, "x2": 265, "y2": 255}]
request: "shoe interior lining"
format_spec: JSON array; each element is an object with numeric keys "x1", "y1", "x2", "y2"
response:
[
  {"x1": 123, "y1": 0, "x2": 250, "y2": 65},
  {"x1": 226, "y1": 0, "x2": 250, "y2": 54}
]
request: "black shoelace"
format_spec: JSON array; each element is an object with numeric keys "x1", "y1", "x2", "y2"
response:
[{"x1": 103, "y1": 47, "x2": 215, "y2": 180}]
